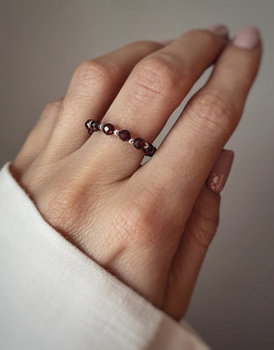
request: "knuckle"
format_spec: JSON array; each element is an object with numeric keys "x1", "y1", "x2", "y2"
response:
[
  {"x1": 38, "y1": 183, "x2": 84, "y2": 232},
  {"x1": 116, "y1": 184, "x2": 168, "y2": 246},
  {"x1": 114, "y1": 206, "x2": 159, "y2": 247},
  {"x1": 187, "y1": 92, "x2": 236, "y2": 136},
  {"x1": 74, "y1": 59, "x2": 115, "y2": 88},
  {"x1": 41, "y1": 194, "x2": 69, "y2": 228},
  {"x1": 112, "y1": 208, "x2": 152, "y2": 246},
  {"x1": 132, "y1": 55, "x2": 181, "y2": 102}
]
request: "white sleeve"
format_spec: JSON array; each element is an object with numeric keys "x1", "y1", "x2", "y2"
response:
[{"x1": 0, "y1": 163, "x2": 210, "y2": 350}]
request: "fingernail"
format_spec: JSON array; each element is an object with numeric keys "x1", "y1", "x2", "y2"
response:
[
  {"x1": 233, "y1": 26, "x2": 260, "y2": 49},
  {"x1": 159, "y1": 39, "x2": 175, "y2": 46},
  {"x1": 207, "y1": 24, "x2": 229, "y2": 38},
  {"x1": 207, "y1": 150, "x2": 234, "y2": 194}
]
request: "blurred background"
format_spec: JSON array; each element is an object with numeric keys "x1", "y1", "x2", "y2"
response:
[{"x1": 1, "y1": 0, "x2": 273, "y2": 348}]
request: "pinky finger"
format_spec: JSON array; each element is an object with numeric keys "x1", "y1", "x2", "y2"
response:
[
  {"x1": 13, "y1": 99, "x2": 62, "y2": 172},
  {"x1": 164, "y1": 150, "x2": 234, "y2": 319}
]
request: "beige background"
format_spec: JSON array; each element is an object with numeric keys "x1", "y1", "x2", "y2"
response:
[{"x1": 1, "y1": 0, "x2": 273, "y2": 348}]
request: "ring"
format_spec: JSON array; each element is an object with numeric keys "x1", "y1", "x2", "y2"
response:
[{"x1": 85, "y1": 119, "x2": 157, "y2": 157}]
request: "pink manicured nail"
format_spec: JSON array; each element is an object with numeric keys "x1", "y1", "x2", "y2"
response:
[
  {"x1": 207, "y1": 24, "x2": 229, "y2": 38},
  {"x1": 207, "y1": 150, "x2": 234, "y2": 194},
  {"x1": 233, "y1": 26, "x2": 260, "y2": 49}
]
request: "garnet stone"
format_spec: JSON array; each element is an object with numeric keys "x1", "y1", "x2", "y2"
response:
[
  {"x1": 143, "y1": 143, "x2": 156, "y2": 157},
  {"x1": 85, "y1": 119, "x2": 100, "y2": 135},
  {"x1": 103, "y1": 123, "x2": 115, "y2": 135},
  {"x1": 119, "y1": 130, "x2": 131, "y2": 142},
  {"x1": 133, "y1": 138, "x2": 145, "y2": 150}
]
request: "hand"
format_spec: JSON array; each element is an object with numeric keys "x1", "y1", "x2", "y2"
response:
[{"x1": 12, "y1": 25, "x2": 261, "y2": 320}]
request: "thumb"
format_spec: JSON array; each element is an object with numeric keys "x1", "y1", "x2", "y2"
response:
[{"x1": 164, "y1": 149, "x2": 234, "y2": 319}]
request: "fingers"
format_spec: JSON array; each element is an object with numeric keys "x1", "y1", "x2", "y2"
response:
[
  {"x1": 163, "y1": 149, "x2": 234, "y2": 319},
  {"x1": 84, "y1": 26, "x2": 229, "y2": 176},
  {"x1": 13, "y1": 100, "x2": 62, "y2": 172},
  {"x1": 145, "y1": 26, "x2": 261, "y2": 214},
  {"x1": 164, "y1": 185, "x2": 221, "y2": 319},
  {"x1": 47, "y1": 41, "x2": 163, "y2": 158}
]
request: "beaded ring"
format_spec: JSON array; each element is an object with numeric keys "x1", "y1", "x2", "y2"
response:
[{"x1": 85, "y1": 119, "x2": 156, "y2": 157}]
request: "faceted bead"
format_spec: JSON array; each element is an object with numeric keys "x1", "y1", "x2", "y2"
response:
[
  {"x1": 133, "y1": 138, "x2": 146, "y2": 150},
  {"x1": 143, "y1": 143, "x2": 156, "y2": 157},
  {"x1": 103, "y1": 123, "x2": 115, "y2": 135},
  {"x1": 119, "y1": 130, "x2": 131, "y2": 142},
  {"x1": 92, "y1": 120, "x2": 100, "y2": 132},
  {"x1": 85, "y1": 119, "x2": 92, "y2": 129},
  {"x1": 85, "y1": 119, "x2": 94, "y2": 135},
  {"x1": 85, "y1": 119, "x2": 100, "y2": 134}
]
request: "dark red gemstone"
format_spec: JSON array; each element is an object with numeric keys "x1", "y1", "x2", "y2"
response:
[
  {"x1": 103, "y1": 123, "x2": 115, "y2": 135},
  {"x1": 133, "y1": 138, "x2": 145, "y2": 150},
  {"x1": 85, "y1": 119, "x2": 94, "y2": 134},
  {"x1": 92, "y1": 121, "x2": 100, "y2": 132},
  {"x1": 143, "y1": 144, "x2": 156, "y2": 157},
  {"x1": 85, "y1": 120, "x2": 92, "y2": 128},
  {"x1": 119, "y1": 130, "x2": 131, "y2": 141},
  {"x1": 85, "y1": 119, "x2": 100, "y2": 134}
]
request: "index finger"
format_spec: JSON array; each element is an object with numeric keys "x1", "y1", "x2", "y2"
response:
[{"x1": 143, "y1": 26, "x2": 262, "y2": 214}]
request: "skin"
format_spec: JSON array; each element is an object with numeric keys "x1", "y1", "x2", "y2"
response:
[{"x1": 11, "y1": 27, "x2": 261, "y2": 320}]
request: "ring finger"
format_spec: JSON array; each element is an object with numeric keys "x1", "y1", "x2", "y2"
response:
[
  {"x1": 83, "y1": 25, "x2": 229, "y2": 178},
  {"x1": 47, "y1": 40, "x2": 163, "y2": 158}
]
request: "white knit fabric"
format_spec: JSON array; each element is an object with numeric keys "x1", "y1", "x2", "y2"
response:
[{"x1": 0, "y1": 163, "x2": 210, "y2": 350}]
